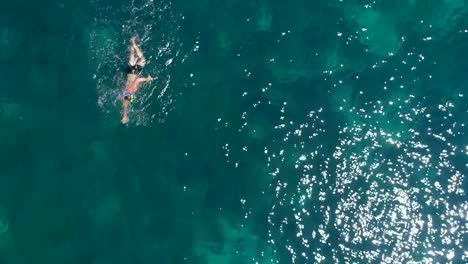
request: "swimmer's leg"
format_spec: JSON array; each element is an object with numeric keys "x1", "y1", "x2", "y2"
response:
[
  {"x1": 128, "y1": 44, "x2": 138, "y2": 66},
  {"x1": 131, "y1": 37, "x2": 146, "y2": 67}
]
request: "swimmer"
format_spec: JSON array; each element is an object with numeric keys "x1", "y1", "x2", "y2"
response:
[{"x1": 121, "y1": 36, "x2": 154, "y2": 124}]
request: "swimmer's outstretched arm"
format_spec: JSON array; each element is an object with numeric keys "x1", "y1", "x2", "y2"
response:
[
  {"x1": 130, "y1": 76, "x2": 154, "y2": 94},
  {"x1": 137, "y1": 76, "x2": 153, "y2": 83},
  {"x1": 122, "y1": 99, "x2": 130, "y2": 124}
]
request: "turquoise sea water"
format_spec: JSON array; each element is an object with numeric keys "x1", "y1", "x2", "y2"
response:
[{"x1": 0, "y1": 0, "x2": 467, "y2": 263}]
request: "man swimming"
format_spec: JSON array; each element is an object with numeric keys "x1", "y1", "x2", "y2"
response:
[{"x1": 121, "y1": 36, "x2": 153, "y2": 124}]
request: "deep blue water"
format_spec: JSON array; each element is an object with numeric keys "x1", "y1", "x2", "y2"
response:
[{"x1": 0, "y1": 0, "x2": 466, "y2": 263}]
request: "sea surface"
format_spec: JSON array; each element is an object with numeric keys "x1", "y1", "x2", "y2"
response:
[{"x1": 0, "y1": 0, "x2": 466, "y2": 263}]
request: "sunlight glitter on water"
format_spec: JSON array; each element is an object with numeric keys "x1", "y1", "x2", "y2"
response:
[{"x1": 229, "y1": 92, "x2": 466, "y2": 263}]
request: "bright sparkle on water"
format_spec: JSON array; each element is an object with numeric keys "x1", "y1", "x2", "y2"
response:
[
  {"x1": 226, "y1": 91, "x2": 466, "y2": 263},
  {"x1": 263, "y1": 97, "x2": 466, "y2": 263}
]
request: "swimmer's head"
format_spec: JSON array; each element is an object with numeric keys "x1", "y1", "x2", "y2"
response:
[{"x1": 123, "y1": 94, "x2": 135, "y2": 103}]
